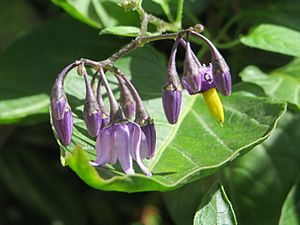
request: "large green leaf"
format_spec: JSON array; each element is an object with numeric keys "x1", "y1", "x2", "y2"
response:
[
  {"x1": 0, "y1": 16, "x2": 125, "y2": 124},
  {"x1": 240, "y1": 59, "x2": 300, "y2": 109},
  {"x1": 279, "y1": 179, "x2": 300, "y2": 225},
  {"x1": 53, "y1": 47, "x2": 286, "y2": 192},
  {"x1": 224, "y1": 112, "x2": 300, "y2": 225},
  {"x1": 193, "y1": 183, "x2": 237, "y2": 225},
  {"x1": 240, "y1": 24, "x2": 300, "y2": 57}
]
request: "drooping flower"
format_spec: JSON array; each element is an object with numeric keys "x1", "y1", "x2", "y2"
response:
[
  {"x1": 90, "y1": 121, "x2": 151, "y2": 176},
  {"x1": 190, "y1": 30, "x2": 232, "y2": 96},
  {"x1": 89, "y1": 68, "x2": 152, "y2": 176}
]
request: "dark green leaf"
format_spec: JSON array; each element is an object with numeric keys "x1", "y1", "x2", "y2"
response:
[
  {"x1": 0, "y1": 16, "x2": 125, "y2": 124},
  {"x1": 240, "y1": 59, "x2": 300, "y2": 109},
  {"x1": 53, "y1": 49, "x2": 286, "y2": 192},
  {"x1": 224, "y1": 112, "x2": 300, "y2": 225},
  {"x1": 279, "y1": 179, "x2": 300, "y2": 225},
  {"x1": 240, "y1": 24, "x2": 300, "y2": 57},
  {"x1": 193, "y1": 183, "x2": 237, "y2": 225}
]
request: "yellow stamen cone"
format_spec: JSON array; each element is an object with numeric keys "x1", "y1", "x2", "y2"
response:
[{"x1": 203, "y1": 88, "x2": 224, "y2": 124}]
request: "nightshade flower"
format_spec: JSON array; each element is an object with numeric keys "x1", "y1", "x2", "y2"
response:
[
  {"x1": 89, "y1": 68, "x2": 152, "y2": 176},
  {"x1": 83, "y1": 73, "x2": 102, "y2": 137},
  {"x1": 163, "y1": 35, "x2": 182, "y2": 124},
  {"x1": 91, "y1": 121, "x2": 151, "y2": 176},
  {"x1": 190, "y1": 30, "x2": 232, "y2": 96},
  {"x1": 50, "y1": 63, "x2": 75, "y2": 146}
]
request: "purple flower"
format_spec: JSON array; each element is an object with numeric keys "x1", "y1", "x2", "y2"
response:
[
  {"x1": 51, "y1": 95, "x2": 73, "y2": 146},
  {"x1": 182, "y1": 64, "x2": 216, "y2": 94},
  {"x1": 90, "y1": 122, "x2": 152, "y2": 176},
  {"x1": 141, "y1": 122, "x2": 156, "y2": 159},
  {"x1": 162, "y1": 89, "x2": 182, "y2": 124}
]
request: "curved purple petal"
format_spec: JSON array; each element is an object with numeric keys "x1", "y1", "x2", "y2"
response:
[
  {"x1": 128, "y1": 122, "x2": 152, "y2": 176},
  {"x1": 84, "y1": 110, "x2": 102, "y2": 137},
  {"x1": 141, "y1": 123, "x2": 156, "y2": 159}
]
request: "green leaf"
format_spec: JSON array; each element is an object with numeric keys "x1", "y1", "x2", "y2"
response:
[
  {"x1": 224, "y1": 112, "x2": 300, "y2": 225},
  {"x1": 279, "y1": 179, "x2": 300, "y2": 225},
  {"x1": 240, "y1": 24, "x2": 300, "y2": 57},
  {"x1": 51, "y1": 0, "x2": 103, "y2": 28},
  {"x1": 193, "y1": 183, "x2": 237, "y2": 225},
  {"x1": 51, "y1": 0, "x2": 140, "y2": 29},
  {"x1": 100, "y1": 26, "x2": 144, "y2": 37},
  {"x1": 240, "y1": 59, "x2": 300, "y2": 109},
  {"x1": 53, "y1": 46, "x2": 287, "y2": 192},
  {"x1": 0, "y1": 16, "x2": 125, "y2": 124}
]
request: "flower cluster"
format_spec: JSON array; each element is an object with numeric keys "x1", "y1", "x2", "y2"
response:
[
  {"x1": 162, "y1": 30, "x2": 232, "y2": 124},
  {"x1": 51, "y1": 64, "x2": 155, "y2": 176},
  {"x1": 50, "y1": 26, "x2": 232, "y2": 176}
]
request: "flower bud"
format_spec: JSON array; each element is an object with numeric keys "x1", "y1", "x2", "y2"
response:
[
  {"x1": 163, "y1": 36, "x2": 182, "y2": 124},
  {"x1": 51, "y1": 85, "x2": 73, "y2": 146},
  {"x1": 83, "y1": 74, "x2": 102, "y2": 137},
  {"x1": 119, "y1": 77, "x2": 136, "y2": 120},
  {"x1": 162, "y1": 86, "x2": 182, "y2": 124},
  {"x1": 203, "y1": 88, "x2": 224, "y2": 124}
]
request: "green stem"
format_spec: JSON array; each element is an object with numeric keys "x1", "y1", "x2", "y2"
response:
[
  {"x1": 215, "y1": 39, "x2": 241, "y2": 49},
  {"x1": 176, "y1": 0, "x2": 184, "y2": 28}
]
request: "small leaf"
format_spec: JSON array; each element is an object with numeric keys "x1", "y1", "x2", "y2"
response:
[
  {"x1": 100, "y1": 26, "x2": 144, "y2": 37},
  {"x1": 279, "y1": 179, "x2": 300, "y2": 225},
  {"x1": 193, "y1": 183, "x2": 237, "y2": 225},
  {"x1": 241, "y1": 24, "x2": 300, "y2": 57},
  {"x1": 240, "y1": 60, "x2": 300, "y2": 109}
]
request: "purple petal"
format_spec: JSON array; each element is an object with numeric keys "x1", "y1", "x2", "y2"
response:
[
  {"x1": 181, "y1": 74, "x2": 202, "y2": 95},
  {"x1": 162, "y1": 89, "x2": 182, "y2": 124},
  {"x1": 114, "y1": 124, "x2": 135, "y2": 175},
  {"x1": 214, "y1": 70, "x2": 232, "y2": 96},
  {"x1": 128, "y1": 122, "x2": 152, "y2": 176},
  {"x1": 93, "y1": 126, "x2": 117, "y2": 165},
  {"x1": 52, "y1": 109, "x2": 73, "y2": 146}
]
